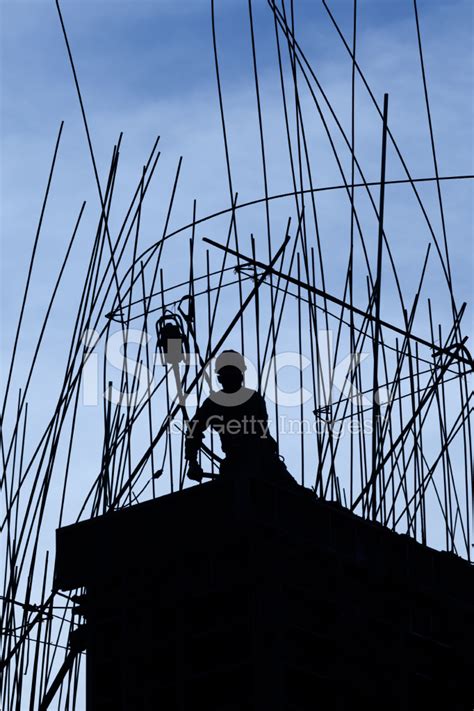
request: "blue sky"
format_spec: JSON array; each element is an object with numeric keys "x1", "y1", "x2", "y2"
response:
[
  {"x1": 1, "y1": 0, "x2": 473, "y2": 545},
  {"x1": 1, "y1": 0, "x2": 472, "y2": 308}
]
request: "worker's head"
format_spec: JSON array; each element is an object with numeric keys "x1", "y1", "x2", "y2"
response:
[{"x1": 215, "y1": 350, "x2": 246, "y2": 393}]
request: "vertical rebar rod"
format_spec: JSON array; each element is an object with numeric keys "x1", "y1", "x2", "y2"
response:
[{"x1": 370, "y1": 92, "x2": 389, "y2": 520}]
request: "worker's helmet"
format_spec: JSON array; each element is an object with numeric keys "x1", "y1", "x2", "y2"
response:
[{"x1": 214, "y1": 350, "x2": 247, "y2": 374}]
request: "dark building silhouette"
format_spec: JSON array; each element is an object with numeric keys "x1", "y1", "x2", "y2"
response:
[{"x1": 54, "y1": 472, "x2": 474, "y2": 710}]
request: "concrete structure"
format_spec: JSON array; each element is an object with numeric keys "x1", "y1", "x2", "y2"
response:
[{"x1": 54, "y1": 473, "x2": 474, "y2": 710}]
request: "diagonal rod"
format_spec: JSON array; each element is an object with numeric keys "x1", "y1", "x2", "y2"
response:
[{"x1": 202, "y1": 238, "x2": 471, "y2": 368}]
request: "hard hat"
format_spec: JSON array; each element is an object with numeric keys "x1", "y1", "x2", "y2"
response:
[{"x1": 214, "y1": 350, "x2": 247, "y2": 373}]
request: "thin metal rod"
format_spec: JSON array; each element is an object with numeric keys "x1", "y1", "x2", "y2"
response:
[
  {"x1": 202, "y1": 237, "x2": 471, "y2": 367},
  {"x1": 370, "y1": 93, "x2": 389, "y2": 520}
]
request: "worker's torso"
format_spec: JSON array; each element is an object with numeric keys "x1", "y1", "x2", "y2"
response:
[{"x1": 201, "y1": 389, "x2": 274, "y2": 456}]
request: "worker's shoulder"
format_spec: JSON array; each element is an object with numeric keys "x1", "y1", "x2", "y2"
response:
[
  {"x1": 242, "y1": 386, "x2": 260, "y2": 401},
  {"x1": 196, "y1": 395, "x2": 215, "y2": 412},
  {"x1": 204, "y1": 387, "x2": 260, "y2": 408}
]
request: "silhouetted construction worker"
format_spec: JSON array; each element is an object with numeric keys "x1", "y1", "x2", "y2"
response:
[{"x1": 185, "y1": 350, "x2": 297, "y2": 487}]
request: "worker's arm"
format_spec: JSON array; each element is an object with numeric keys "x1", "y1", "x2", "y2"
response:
[
  {"x1": 185, "y1": 399, "x2": 212, "y2": 480},
  {"x1": 254, "y1": 391, "x2": 278, "y2": 452},
  {"x1": 254, "y1": 390, "x2": 269, "y2": 423}
]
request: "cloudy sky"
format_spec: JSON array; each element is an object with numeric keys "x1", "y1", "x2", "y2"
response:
[
  {"x1": 0, "y1": 0, "x2": 472, "y2": 523},
  {"x1": 1, "y1": 0, "x2": 472, "y2": 337}
]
